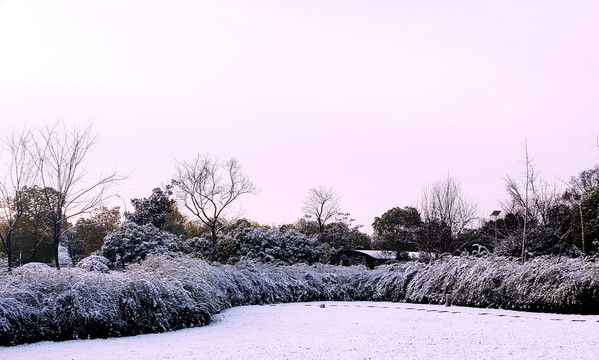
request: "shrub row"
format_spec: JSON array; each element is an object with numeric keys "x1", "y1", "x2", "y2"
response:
[
  {"x1": 0, "y1": 255, "x2": 372, "y2": 346},
  {"x1": 2, "y1": 254, "x2": 599, "y2": 346},
  {"x1": 373, "y1": 256, "x2": 599, "y2": 314}
]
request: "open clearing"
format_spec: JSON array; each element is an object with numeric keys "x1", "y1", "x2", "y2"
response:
[{"x1": 4, "y1": 301, "x2": 599, "y2": 360}]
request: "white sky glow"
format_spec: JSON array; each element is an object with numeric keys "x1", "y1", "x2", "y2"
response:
[{"x1": 1, "y1": 0, "x2": 598, "y2": 233}]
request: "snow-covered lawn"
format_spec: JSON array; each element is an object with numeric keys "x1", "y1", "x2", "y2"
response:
[{"x1": 4, "y1": 301, "x2": 599, "y2": 360}]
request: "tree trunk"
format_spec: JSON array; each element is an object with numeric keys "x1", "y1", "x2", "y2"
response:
[
  {"x1": 579, "y1": 199, "x2": 586, "y2": 257},
  {"x1": 53, "y1": 218, "x2": 62, "y2": 269},
  {"x1": 6, "y1": 237, "x2": 12, "y2": 272},
  {"x1": 522, "y1": 141, "x2": 530, "y2": 264},
  {"x1": 210, "y1": 226, "x2": 217, "y2": 262}
]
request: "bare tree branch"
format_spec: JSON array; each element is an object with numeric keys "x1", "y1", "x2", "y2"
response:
[
  {"x1": 172, "y1": 153, "x2": 257, "y2": 261},
  {"x1": 32, "y1": 122, "x2": 124, "y2": 269},
  {"x1": 502, "y1": 141, "x2": 564, "y2": 260},
  {"x1": 420, "y1": 174, "x2": 478, "y2": 237},
  {"x1": 302, "y1": 186, "x2": 341, "y2": 233}
]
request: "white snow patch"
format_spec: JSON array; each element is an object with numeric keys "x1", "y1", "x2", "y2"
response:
[{"x1": 4, "y1": 301, "x2": 599, "y2": 360}]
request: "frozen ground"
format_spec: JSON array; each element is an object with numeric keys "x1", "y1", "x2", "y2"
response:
[{"x1": 4, "y1": 301, "x2": 599, "y2": 360}]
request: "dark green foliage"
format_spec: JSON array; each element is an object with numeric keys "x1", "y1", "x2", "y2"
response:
[
  {"x1": 77, "y1": 206, "x2": 121, "y2": 257},
  {"x1": 281, "y1": 217, "x2": 320, "y2": 236},
  {"x1": 489, "y1": 209, "x2": 577, "y2": 257},
  {"x1": 417, "y1": 220, "x2": 454, "y2": 253},
  {"x1": 162, "y1": 204, "x2": 187, "y2": 236},
  {"x1": 372, "y1": 206, "x2": 421, "y2": 252},
  {"x1": 125, "y1": 187, "x2": 178, "y2": 231},
  {"x1": 318, "y1": 214, "x2": 372, "y2": 252},
  {"x1": 577, "y1": 187, "x2": 599, "y2": 253},
  {"x1": 4, "y1": 186, "x2": 58, "y2": 264},
  {"x1": 61, "y1": 207, "x2": 121, "y2": 265}
]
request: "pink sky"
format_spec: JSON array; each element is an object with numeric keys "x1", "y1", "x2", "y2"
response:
[{"x1": 1, "y1": 0, "x2": 598, "y2": 233}]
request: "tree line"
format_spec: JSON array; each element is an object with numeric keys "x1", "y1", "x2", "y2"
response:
[
  {"x1": 0, "y1": 124, "x2": 121, "y2": 271},
  {"x1": 2, "y1": 125, "x2": 599, "y2": 271},
  {"x1": 372, "y1": 148, "x2": 599, "y2": 262}
]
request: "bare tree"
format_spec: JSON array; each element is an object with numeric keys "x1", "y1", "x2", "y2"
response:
[
  {"x1": 172, "y1": 154, "x2": 257, "y2": 261},
  {"x1": 0, "y1": 128, "x2": 36, "y2": 271},
  {"x1": 503, "y1": 141, "x2": 534, "y2": 262},
  {"x1": 420, "y1": 175, "x2": 478, "y2": 238},
  {"x1": 302, "y1": 186, "x2": 341, "y2": 233},
  {"x1": 33, "y1": 123, "x2": 122, "y2": 269},
  {"x1": 503, "y1": 141, "x2": 563, "y2": 261}
]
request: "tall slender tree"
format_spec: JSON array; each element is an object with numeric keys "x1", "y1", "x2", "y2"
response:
[
  {"x1": 504, "y1": 141, "x2": 562, "y2": 261},
  {"x1": 504, "y1": 141, "x2": 534, "y2": 262}
]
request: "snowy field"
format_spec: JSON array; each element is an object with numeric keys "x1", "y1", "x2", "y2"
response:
[{"x1": 4, "y1": 301, "x2": 599, "y2": 360}]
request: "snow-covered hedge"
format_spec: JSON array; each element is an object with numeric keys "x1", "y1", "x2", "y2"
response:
[
  {"x1": 372, "y1": 256, "x2": 599, "y2": 314},
  {"x1": 0, "y1": 254, "x2": 371, "y2": 346},
  {"x1": 2, "y1": 255, "x2": 599, "y2": 346}
]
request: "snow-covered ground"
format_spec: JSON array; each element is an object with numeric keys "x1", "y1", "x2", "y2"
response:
[{"x1": 4, "y1": 301, "x2": 599, "y2": 360}]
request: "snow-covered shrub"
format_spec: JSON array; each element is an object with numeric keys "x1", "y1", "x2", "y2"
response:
[
  {"x1": 372, "y1": 256, "x2": 599, "y2": 314},
  {"x1": 0, "y1": 265, "x2": 128, "y2": 344},
  {"x1": 282, "y1": 229, "x2": 327, "y2": 264},
  {"x1": 3, "y1": 254, "x2": 599, "y2": 347},
  {"x1": 180, "y1": 222, "x2": 346, "y2": 265},
  {"x1": 101, "y1": 222, "x2": 179, "y2": 266},
  {"x1": 180, "y1": 222, "x2": 328, "y2": 264},
  {"x1": 0, "y1": 279, "x2": 45, "y2": 345},
  {"x1": 404, "y1": 256, "x2": 507, "y2": 305},
  {"x1": 58, "y1": 244, "x2": 72, "y2": 266},
  {"x1": 216, "y1": 223, "x2": 326, "y2": 264},
  {"x1": 180, "y1": 235, "x2": 213, "y2": 258},
  {"x1": 499, "y1": 256, "x2": 599, "y2": 313},
  {"x1": 18, "y1": 262, "x2": 51, "y2": 270},
  {"x1": 369, "y1": 261, "x2": 427, "y2": 302},
  {"x1": 0, "y1": 253, "x2": 374, "y2": 346},
  {"x1": 76, "y1": 255, "x2": 113, "y2": 272},
  {"x1": 0, "y1": 257, "x2": 214, "y2": 346}
]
